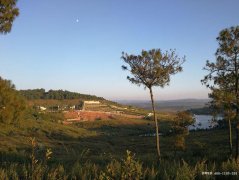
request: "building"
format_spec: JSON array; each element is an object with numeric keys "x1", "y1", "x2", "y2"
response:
[
  {"x1": 82, "y1": 101, "x2": 101, "y2": 111},
  {"x1": 39, "y1": 106, "x2": 47, "y2": 111},
  {"x1": 84, "y1": 101, "x2": 100, "y2": 104}
]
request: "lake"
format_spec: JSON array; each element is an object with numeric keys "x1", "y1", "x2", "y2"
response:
[
  {"x1": 189, "y1": 115, "x2": 222, "y2": 130},
  {"x1": 140, "y1": 115, "x2": 222, "y2": 137}
]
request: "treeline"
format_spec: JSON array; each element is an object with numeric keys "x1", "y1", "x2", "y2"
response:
[
  {"x1": 19, "y1": 89, "x2": 105, "y2": 101},
  {"x1": 187, "y1": 106, "x2": 213, "y2": 115}
]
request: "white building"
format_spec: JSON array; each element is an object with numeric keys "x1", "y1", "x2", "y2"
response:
[
  {"x1": 82, "y1": 101, "x2": 101, "y2": 111},
  {"x1": 84, "y1": 101, "x2": 100, "y2": 104},
  {"x1": 39, "y1": 106, "x2": 47, "y2": 111}
]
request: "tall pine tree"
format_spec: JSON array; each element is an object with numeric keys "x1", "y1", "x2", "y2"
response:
[
  {"x1": 121, "y1": 49, "x2": 185, "y2": 160},
  {"x1": 202, "y1": 26, "x2": 239, "y2": 159}
]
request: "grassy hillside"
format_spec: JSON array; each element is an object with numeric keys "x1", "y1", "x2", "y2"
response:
[
  {"x1": 0, "y1": 86, "x2": 236, "y2": 178},
  {"x1": 0, "y1": 117, "x2": 155, "y2": 163},
  {"x1": 0, "y1": 114, "x2": 230, "y2": 163},
  {"x1": 1, "y1": 109, "x2": 237, "y2": 179},
  {"x1": 19, "y1": 89, "x2": 131, "y2": 112}
]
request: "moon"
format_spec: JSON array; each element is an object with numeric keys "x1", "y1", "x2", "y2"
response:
[{"x1": 76, "y1": 19, "x2": 79, "y2": 23}]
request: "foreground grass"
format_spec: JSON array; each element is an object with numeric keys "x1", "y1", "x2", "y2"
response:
[{"x1": 1, "y1": 149, "x2": 239, "y2": 180}]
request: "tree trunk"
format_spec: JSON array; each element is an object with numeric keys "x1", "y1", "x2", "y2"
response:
[
  {"x1": 236, "y1": 127, "x2": 239, "y2": 160},
  {"x1": 235, "y1": 123, "x2": 239, "y2": 161},
  {"x1": 236, "y1": 117, "x2": 239, "y2": 161},
  {"x1": 149, "y1": 87, "x2": 160, "y2": 160},
  {"x1": 228, "y1": 117, "x2": 232, "y2": 156},
  {"x1": 234, "y1": 53, "x2": 239, "y2": 160},
  {"x1": 235, "y1": 108, "x2": 239, "y2": 160}
]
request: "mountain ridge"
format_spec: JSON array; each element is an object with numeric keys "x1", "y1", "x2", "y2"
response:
[{"x1": 116, "y1": 98, "x2": 210, "y2": 112}]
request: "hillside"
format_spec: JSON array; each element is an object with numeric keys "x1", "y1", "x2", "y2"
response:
[
  {"x1": 19, "y1": 89, "x2": 111, "y2": 109},
  {"x1": 0, "y1": 87, "x2": 233, "y2": 178},
  {"x1": 18, "y1": 89, "x2": 151, "y2": 117}
]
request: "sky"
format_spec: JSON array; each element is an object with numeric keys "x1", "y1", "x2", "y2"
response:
[{"x1": 0, "y1": 0, "x2": 239, "y2": 101}]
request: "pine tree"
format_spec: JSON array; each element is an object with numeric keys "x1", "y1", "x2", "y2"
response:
[
  {"x1": 202, "y1": 26, "x2": 239, "y2": 159},
  {"x1": 121, "y1": 49, "x2": 185, "y2": 160}
]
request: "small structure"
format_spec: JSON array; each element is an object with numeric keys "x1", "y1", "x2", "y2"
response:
[
  {"x1": 69, "y1": 105, "x2": 76, "y2": 110},
  {"x1": 39, "y1": 106, "x2": 47, "y2": 111},
  {"x1": 147, "y1": 113, "x2": 153, "y2": 117},
  {"x1": 50, "y1": 105, "x2": 60, "y2": 112},
  {"x1": 82, "y1": 101, "x2": 101, "y2": 111},
  {"x1": 84, "y1": 101, "x2": 100, "y2": 104}
]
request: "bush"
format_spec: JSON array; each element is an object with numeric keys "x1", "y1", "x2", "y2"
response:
[
  {"x1": 221, "y1": 159, "x2": 239, "y2": 173},
  {"x1": 176, "y1": 160, "x2": 195, "y2": 180},
  {"x1": 100, "y1": 150, "x2": 142, "y2": 180}
]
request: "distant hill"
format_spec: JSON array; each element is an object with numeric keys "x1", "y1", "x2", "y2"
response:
[
  {"x1": 116, "y1": 99, "x2": 210, "y2": 112},
  {"x1": 18, "y1": 89, "x2": 134, "y2": 112}
]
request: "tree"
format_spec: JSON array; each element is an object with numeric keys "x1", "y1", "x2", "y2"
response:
[
  {"x1": 0, "y1": 1, "x2": 22, "y2": 124},
  {"x1": 0, "y1": 76, "x2": 26, "y2": 124},
  {"x1": 0, "y1": 0, "x2": 19, "y2": 34},
  {"x1": 202, "y1": 26, "x2": 239, "y2": 159},
  {"x1": 121, "y1": 49, "x2": 185, "y2": 159},
  {"x1": 209, "y1": 87, "x2": 235, "y2": 156},
  {"x1": 170, "y1": 111, "x2": 195, "y2": 156}
]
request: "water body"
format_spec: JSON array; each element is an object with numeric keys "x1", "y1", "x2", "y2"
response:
[
  {"x1": 189, "y1": 115, "x2": 222, "y2": 130},
  {"x1": 140, "y1": 115, "x2": 222, "y2": 137}
]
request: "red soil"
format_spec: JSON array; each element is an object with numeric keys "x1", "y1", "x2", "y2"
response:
[
  {"x1": 63, "y1": 110, "x2": 144, "y2": 124},
  {"x1": 63, "y1": 110, "x2": 114, "y2": 122}
]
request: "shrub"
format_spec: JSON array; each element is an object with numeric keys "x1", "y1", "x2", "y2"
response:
[
  {"x1": 121, "y1": 150, "x2": 142, "y2": 179},
  {"x1": 221, "y1": 159, "x2": 239, "y2": 174},
  {"x1": 100, "y1": 150, "x2": 142, "y2": 180},
  {"x1": 176, "y1": 160, "x2": 195, "y2": 180}
]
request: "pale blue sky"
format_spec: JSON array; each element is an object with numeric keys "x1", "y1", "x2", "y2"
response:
[{"x1": 0, "y1": 0, "x2": 239, "y2": 100}]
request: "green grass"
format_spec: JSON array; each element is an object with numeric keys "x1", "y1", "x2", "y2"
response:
[
  {"x1": 0, "y1": 113, "x2": 237, "y2": 179},
  {"x1": 0, "y1": 114, "x2": 232, "y2": 164}
]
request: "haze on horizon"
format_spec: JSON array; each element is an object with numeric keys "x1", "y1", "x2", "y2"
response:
[{"x1": 0, "y1": 0, "x2": 239, "y2": 101}]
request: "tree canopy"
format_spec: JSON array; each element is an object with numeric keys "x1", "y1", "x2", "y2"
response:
[
  {"x1": 202, "y1": 26, "x2": 239, "y2": 115},
  {"x1": 122, "y1": 49, "x2": 185, "y2": 89},
  {"x1": 0, "y1": 0, "x2": 19, "y2": 34}
]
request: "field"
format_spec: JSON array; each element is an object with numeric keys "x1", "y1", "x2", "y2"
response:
[
  {"x1": 0, "y1": 116, "x2": 158, "y2": 164},
  {"x1": 1, "y1": 110, "x2": 236, "y2": 179}
]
